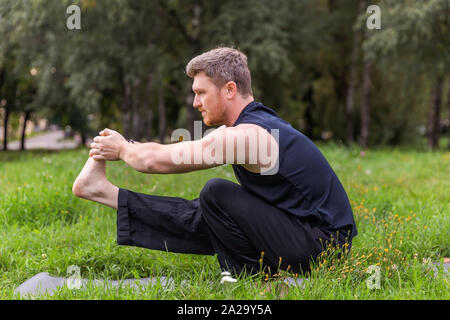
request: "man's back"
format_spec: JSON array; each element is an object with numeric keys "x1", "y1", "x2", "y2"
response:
[{"x1": 232, "y1": 101, "x2": 358, "y2": 239}]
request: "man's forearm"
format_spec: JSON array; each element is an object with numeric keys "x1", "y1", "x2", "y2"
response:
[
  {"x1": 118, "y1": 139, "x2": 218, "y2": 174},
  {"x1": 119, "y1": 141, "x2": 162, "y2": 173}
]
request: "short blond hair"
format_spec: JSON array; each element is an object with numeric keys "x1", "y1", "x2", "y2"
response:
[{"x1": 186, "y1": 47, "x2": 253, "y2": 97}]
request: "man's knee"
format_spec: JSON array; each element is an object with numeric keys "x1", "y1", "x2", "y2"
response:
[{"x1": 199, "y1": 178, "x2": 237, "y2": 211}]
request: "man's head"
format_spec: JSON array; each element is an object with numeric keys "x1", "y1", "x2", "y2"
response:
[{"x1": 186, "y1": 47, "x2": 253, "y2": 126}]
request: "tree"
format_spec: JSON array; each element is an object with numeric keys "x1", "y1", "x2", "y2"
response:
[
  {"x1": 345, "y1": 0, "x2": 365, "y2": 146},
  {"x1": 363, "y1": 0, "x2": 449, "y2": 149}
]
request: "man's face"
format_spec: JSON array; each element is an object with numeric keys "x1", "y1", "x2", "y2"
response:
[{"x1": 192, "y1": 72, "x2": 226, "y2": 126}]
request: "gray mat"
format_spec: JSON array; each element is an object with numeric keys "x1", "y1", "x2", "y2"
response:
[
  {"x1": 14, "y1": 272, "x2": 175, "y2": 296},
  {"x1": 15, "y1": 272, "x2": 306, "y2": 297}
]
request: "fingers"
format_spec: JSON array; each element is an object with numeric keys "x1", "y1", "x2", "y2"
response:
[
  {"x1": 92, "y1": 155, "x2": 105, "y2": 161},
  {"x1": 93, "y1": 135, "x2": 106, "y2": 143},
  {"x1": 89, "y1": 148, "x2": 105, "y2": 161},
  {"x1": 89, "y1": 148, "x2": 99, "y2": 157},
  {"x1": 99, "y1": 128, "x2": 115, "y2": 136}
]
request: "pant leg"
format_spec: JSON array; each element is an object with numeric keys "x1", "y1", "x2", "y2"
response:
[
  {"x1": 199, "y1": 178, "x2": 346, "y2": 276},
  {"x1": 117, "y1": 179, "x2": 350, "y2": 276},
  {"x1": 117, "y1": 188, "x2": 214, "y2": 255}
]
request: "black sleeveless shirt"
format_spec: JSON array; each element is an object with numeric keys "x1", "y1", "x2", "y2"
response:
[{"x1": 231, "y1": 101, "x2": 357, "y2": 239}]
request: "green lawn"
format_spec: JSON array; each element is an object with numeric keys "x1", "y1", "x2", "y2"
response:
[{"x1": 0, "y1": 144, "x2": 448, "y2": 299}]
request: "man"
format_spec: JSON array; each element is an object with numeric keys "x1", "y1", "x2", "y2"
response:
[{"x1": 72, "y1": 47, "x2": 357, "y2": 277}]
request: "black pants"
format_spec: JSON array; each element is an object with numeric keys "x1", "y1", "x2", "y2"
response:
[{"x1": 117, "y1": 178, "x2": 351, "y2": 276}]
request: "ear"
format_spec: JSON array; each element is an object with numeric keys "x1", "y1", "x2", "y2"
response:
[{"x1": 224, "y1": 81, "x2": 237, "y2": 99}]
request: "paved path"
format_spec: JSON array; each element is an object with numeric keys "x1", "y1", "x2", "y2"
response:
[{"x1": 7, "y1": 130, "x2": 80, "y2": 150}]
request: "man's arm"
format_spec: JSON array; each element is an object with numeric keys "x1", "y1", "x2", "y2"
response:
[
  {"x1": 118, "y1": 139, "x2": 220, "y2": 174},
  {"x1": 90, "y1": 125, "x2": 279, "y2": 174}
]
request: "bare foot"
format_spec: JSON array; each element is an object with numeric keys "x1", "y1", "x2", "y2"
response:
[{"x1": 72, "y1": 157, "x2": 119, "y2": 209}]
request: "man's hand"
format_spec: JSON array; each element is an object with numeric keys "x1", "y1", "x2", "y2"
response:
[{"x1": 90, "y1": 128, "x2": 127, "y2": 161}]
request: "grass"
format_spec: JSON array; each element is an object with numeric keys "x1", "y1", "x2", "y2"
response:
[{"x1": 0, "y1": 143, "x2": 448, "y2": 299}]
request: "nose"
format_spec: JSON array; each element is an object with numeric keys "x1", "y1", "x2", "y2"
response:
[{"x1": 193, "y1": 94, "x2": 201, "y2": 109}]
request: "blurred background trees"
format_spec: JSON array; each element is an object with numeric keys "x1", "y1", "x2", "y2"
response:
[{"x1": 0, "y1": 0, "x2": 448, "y2": 150}]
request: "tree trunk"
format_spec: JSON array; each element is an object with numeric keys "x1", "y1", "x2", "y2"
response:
[
  {"x1": 186, "y1": 1, "x2": 202, "y2": 138},
  {"x1": 447, "y1": 80, "x2": 450, "y2": 150},
  {"x1": 2, "y1": 106, "x2": 10, "y2": 151},
  {"x1": 20, "y1": 110, "x2": 32, "y2": 151},
  {"x1": 185, "y1": 80, "x2": 195, "y2": 137},
  {"x1": 131, "y1": 75, "x2": 154, "y2": 142},
  {"x1": 158, "y1": 85, "x2": 167, "y2": 143},
  {"x1": 327, "y1": 0, "x2": 335, "y2": 12},
  {"x1": 130, "y1": 80, "x2": 141, "y2": 140},
  {"x1": 141, "y1": 75, "x2": 154, "y2": 142},
  {"x1": 345, "y1": 0, "x2": 364, "y2": 146},
  {"x1": 360, "y1": 60, "x2": 371, "y2": 149},
  {"x1": 145, "y1": 106, "x2": 154, "y2": 142},
  {"x1": 80, "y1": 132, "x2": 87, "y2": 147},
  {"x1": 428, "y1": 76, "x2": 443, "y2": 150},
  {"x1": 345, "y1": 38, "x2": 358, "y2": 146},
  {"x1": 121, "y1": 79, "x2": 133, "y2": 139},
  {"x1": 158, "y1": 0, "x2": 201, "y2": 138}
]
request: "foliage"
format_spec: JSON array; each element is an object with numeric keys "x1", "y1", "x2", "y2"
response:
[{"x1": 0, "y1": 0, "x2": 449, "y2": 147}]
